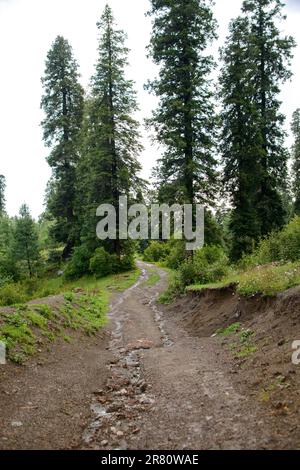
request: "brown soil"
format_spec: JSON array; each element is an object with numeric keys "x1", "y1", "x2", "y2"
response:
[{"x1": 1, "y1": 263, "x2": 300, "y2": 449}]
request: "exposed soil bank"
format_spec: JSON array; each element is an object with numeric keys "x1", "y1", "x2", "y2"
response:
[{"x1": 164, "y1": 285, "x2": 300, "y2": 448}]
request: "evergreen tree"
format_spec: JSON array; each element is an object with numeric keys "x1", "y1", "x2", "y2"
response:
[
  {"x1": 242, "y1": 0, "x2": 295, "y2": 236},
  {"x1": 147, "y1": 0, "x2": 218, "y2": 207},
  {"x1": 220, "y1": 17, "x2": 262, "y2": 260},
  {"x1": 78, "y1": 5, "x2": 142, "y2": 257},
  {"x1": 0, "y1": 175, "x2": 6, "y2": 216},
  {"x1": 220, "y1": 0, "x2": 295, "y2": 259},
  {"x1": 41, "y1": 36, "x2": 84, "y2": 258},
  {"x1": 291, "y1": 109, "x2": 300, "y2": 215},
  {"x1": 13, "y1": 205, "x2": 40, "y2": 277}
]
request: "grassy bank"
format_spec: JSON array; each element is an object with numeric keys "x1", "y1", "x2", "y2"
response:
[
  {"x1": 0, "y1": 268, "x2": 140, "y2": 364},
  {"x1": 187, "y1": 261, "x2": 300, "y2": 297}
]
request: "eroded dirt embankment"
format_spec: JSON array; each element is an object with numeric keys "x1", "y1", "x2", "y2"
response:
[{"x1": 164, "y1": 285, "x2": 300, "y2": 447}]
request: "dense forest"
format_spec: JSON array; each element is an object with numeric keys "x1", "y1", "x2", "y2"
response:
[{"x1": 1, "y1": 0, "x2": 300, "y2": 304}]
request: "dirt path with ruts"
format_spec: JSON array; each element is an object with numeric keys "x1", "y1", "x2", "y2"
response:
[{"x1": 0, "y1": 262, "x2": 296, "y2": 449}]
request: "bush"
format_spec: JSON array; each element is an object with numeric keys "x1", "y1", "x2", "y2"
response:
[
  {"x1": 0, "y1": 283, "x2": 26, "y2": 306},
  {"x1": 89, "y1": 248, "x2": 135, "y2": 278},
  {"x1": 64, "y1": 245, "x2": 92, "y2": 280},
  {"x1": 280, "y1": 217, "x2": 300, "y2": 261},
  {"x1": 165, "y1": 240, "x2": 186, "y2": 270},
  {"x1": 119, "y1": 253, "x2": 135, "y2": 272},
  {"x1": 178, "y1": 245, "x2": 229, "y2": 287},
  {"x1": 0, "y1": 254, "x2": 20, "y2": 282},
  {"x1": 89, "y1": 248, "x2": 116, "y2": 278},
  {"x1": 143, "y1": 241, "x2": 170, "y2": 263},
  {"x1": 239, "y1": 217, "x2": 300, "y2": 268}
]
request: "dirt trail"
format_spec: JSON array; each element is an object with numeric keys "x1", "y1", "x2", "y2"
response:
[
  {"x1": 81, "y1": 261, "x2": 277, "y2": 450},
  {"x1": 0, "y1": 262, "x2": 297, "y2": 449}
]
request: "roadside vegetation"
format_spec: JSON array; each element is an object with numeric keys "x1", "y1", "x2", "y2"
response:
[
  {"x1": 0, "y1": 269, "x2": 140, "y2": 364},
  {"x1": 145, "y1": 217, "x2": 300, "y2": 300}
]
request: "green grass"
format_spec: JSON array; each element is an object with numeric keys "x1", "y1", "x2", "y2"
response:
[
  {"x1": 234, "y1": 344, "x2": 258, "y2": 359},
  {"x1": 216, "y1": 322, "x2": 241, "y2": 336},
  {"x1": 215, "y1": 322, "x2": 257, "y2": 361},
  {"x1": 0, "y1": 268, "x2": 141, "y2": 364},
  {"x1": 0, "y1": 267, "x2": 141, "y2": 307},
  {"x1": 187, "y1": 261, "x2": 300, "y2": 297},
  {"x1": 144, "y1": 269, "x2": 161, "y2": 287}
]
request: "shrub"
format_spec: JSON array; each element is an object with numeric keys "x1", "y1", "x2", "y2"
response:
[
  {"x1": 165, "y1": 240, "x2": 186, "y2": 269},
  {"x1": 178, "y1": 259, "x2": 197, "y2": 286},
  {"x1": 178, "y1": 245, "x2": 229, "y2": 287},
  {"x1": 89, "y1": 247, "x2": 115, "y2": 278},
  {"x1": 0, "y1": 283, "x2": 26, "y2": 306},
  {"x1": 143, "y1": 241, "x2": 170, "y2": 263},
  {"x1": 0, "y1": 254, "x2": 20, "y2": 282},
  {"x1": 89, "y1": 248, "x2": 135, "y2": 278},
  {"x1": 239, "y1": 217, "x2": 300, "y2": 268},
  {"x1": 280, "y1": 217, "x2": 300, "y2": 262},
  {"x1": 64, "y1": 245, "x2": 92, "y2": 280},
  {"x1": 119, "y1": 253, "x2": 135, "y2": 272}
]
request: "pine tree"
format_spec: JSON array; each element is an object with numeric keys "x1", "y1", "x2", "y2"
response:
[
  {"x1": 220, "y1": 17, "x2": 262, "y2": 260},
  {"x1": 0, "y1": 175, "x2": 6, "y2": 216},
  {"x1": 147, "y1": 0, "x2": 218, "y2": 207},
  {"x1": 13, "y1": 204, "x2": 40, "y2": 277},
  {"x1": 41, "y1": 36, "x2": 84, "y2": 258},
  {"x1": 291, "y1": 109, "x2": 300, "y2": 215},
  {"x1": 242, "y1": 0, "x2": 295, "y2": 236},
  {"x1": 220, "y1": 0, "x2": 295, "y2": 259},
  {"x1": 78, "y1": 5, "x2": 142, "y2": 257}
]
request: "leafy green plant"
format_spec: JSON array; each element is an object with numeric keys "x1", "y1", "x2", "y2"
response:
[
  {"x1": 216, "y1": 323, "x2": 241, "y2": 336},
  {"x1": 143, "y1": 241, "x2": 170, "y2": 263}
]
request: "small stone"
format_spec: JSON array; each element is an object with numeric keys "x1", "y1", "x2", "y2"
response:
[
  {"x1": 116, "y1": 430, "x2": 124, "y2": 437},
  {"x1": 11, "y1": 421, "x2": 23, "y2": 427},
  {"x1": 139, "y1": 382, "x2": 147, "y2": 393},
  {"x1": 101, "y1": 440, "x2": 108, "y2": 447}
]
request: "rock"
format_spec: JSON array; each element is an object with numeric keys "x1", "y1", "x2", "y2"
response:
[
  {"x1": 139, "y1": 382, "x2": 147, "y2": 393},
  {"x1": 126, "y1": 339, "x2": 154, "y2": 351},
  {"x1": 107, "y1": 403, "x2": 123, "y2": 413},
  {"x1": 11, "y1": 421, "x2": 23, "y2": 427},
  {"x1": 116, "y1": 430, "x2": 124, "y2": 437},
  {"x1": 101, "y1": 440, "x2": 108, "y2": 447}
]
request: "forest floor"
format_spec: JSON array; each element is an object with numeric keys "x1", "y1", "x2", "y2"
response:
[{"x1": 0, "y1": 261, "x2": 300, "y2": 450}]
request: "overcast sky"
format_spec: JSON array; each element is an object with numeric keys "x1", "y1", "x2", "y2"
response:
[{"x1": 0, "y1": 0, "x2": 300, "y2": 218}]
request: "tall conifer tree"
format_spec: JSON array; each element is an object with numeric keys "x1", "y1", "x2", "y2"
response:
[
  {"x1": 242, "y1": 0, "x2": 294, "y2": 237},
  {"x1": 220, "y1": 0, "x2": 295, "y2": 259},
  {"x1": 13, "y1": 205, "x2": 40, "y2": 277},
  {"x1": 291, "y1": 109, "x2": 300, "y2": 215},
  {"x1": 78, "y1": 5, "x2": 142, "y2": 257},
  {"x1": 147, "y1": 0, "x2": 218, "y2": 207},
  {"x1": 41, "y1": 36, "x2": 84, "y2": 258}
]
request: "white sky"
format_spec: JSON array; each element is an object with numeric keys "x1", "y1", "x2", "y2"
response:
[{"x1": 0, "y1": 0, "x2": 300, "y2": 218}]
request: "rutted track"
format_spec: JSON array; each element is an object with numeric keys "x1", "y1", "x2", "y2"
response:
[{"x1": 80, "y1": 262, "x2": 278, "y2": 450}]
